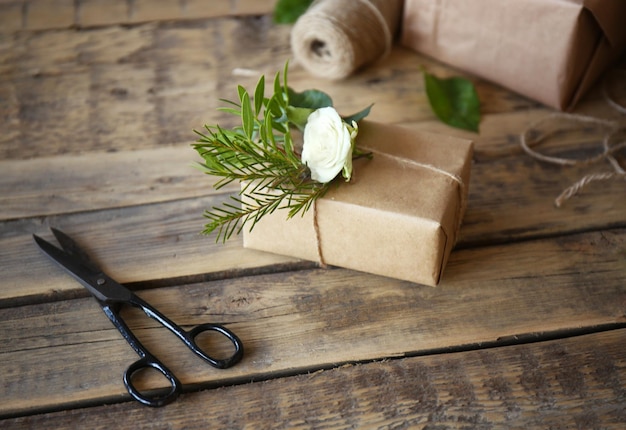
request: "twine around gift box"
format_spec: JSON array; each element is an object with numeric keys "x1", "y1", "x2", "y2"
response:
[
  {"x1": 290, "y1": 0, "x2": 404, "y2": 79},
  {"x1": 311, "y1": 147, "x2": 468, "y2": 268}
]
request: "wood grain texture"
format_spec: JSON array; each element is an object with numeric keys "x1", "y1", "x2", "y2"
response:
[
  {"x1": 4, "y1": 329, "x2": 625, "y2": 428},
  {"x1": 0, "y1": 145, "x2": 229, "y2": 221},
  {"x1": 0, "y1": 18, "x2": 291, "y2": 158},
  {"x1": 0, "y1": 18, "x2": 541, "y2": 161},
  {"x1": 0, "y1": 0, "x2": 278, "y2": 31},
  {"x1": 1, "y1": 229, "x2": 624, "y2": 417},
  {"x1": 2, "y1": 149, "x2": 624, "y2": 304},
  {"x1": 2, "y1": 122, "x2": 624, "y2": 234},
  {"x1": 0, "y1": 196, "x2": 301, "y2": 306},
  {"x1": 2, "y1": 3, "x2": 625, "y2": 427},
  {"x1": 1, "y1": 17, "x2": 622, "y2": 243}
]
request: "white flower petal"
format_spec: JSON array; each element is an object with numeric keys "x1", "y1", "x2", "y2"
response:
[{"x1": 302, "y1": 107, "x2": 353, "y2": 183}]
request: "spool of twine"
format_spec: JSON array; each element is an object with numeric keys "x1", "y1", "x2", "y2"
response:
[{"x1": 290, "y1": 0, "x2": 404, "y2": 79}]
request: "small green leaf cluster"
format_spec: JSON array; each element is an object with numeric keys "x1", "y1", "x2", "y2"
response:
[
  {"x1": 423, "y1": 71, "x2": 481, "y2": 132},
  {"x1": 193, "y1": 63, "x2": 370, "y2": 242}
]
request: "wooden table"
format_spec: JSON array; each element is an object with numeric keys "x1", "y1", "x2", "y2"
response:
[{"x1": 2, "y1": 1, "x2": 625, "y2": 428}]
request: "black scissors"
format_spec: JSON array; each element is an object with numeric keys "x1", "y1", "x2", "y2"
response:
[{"x1": 33, "y1": 228, "x2": 243, "y2": 407}]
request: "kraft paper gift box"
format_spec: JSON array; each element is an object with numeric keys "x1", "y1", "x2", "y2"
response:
[
  {"x1": 401, "y1": 0, "x2": 626, "y2": 110},
  {"x1": 242, "y1": 121, "x2": 473, "y2": 287}
]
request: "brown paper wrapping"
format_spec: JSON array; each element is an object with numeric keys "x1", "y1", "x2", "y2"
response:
[
  {"x1": 242, "y1": 121, "x2": 473, "y2": 286},
  {"x1": 401, "y1": 0, "x2": 626, "y2": 110}
]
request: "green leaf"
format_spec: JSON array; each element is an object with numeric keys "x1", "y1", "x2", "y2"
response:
[
  {"x1": 283, "y1": 61, "x2": 289, "y2": 86},
  {"x1": 237, "y1": 85, "x2": 246, "y2": 103},
  {"x1": 273, "y1": 0, "x2": 314, "y2": 24},
  {"x1": 286, "y1": 105, "x2": 314, "y2": 131},
  {"x1": 288, "y1": 87, "x2": 333, "y2": 110},
  {"x1": 217, "y1": 107, "x2": 241, "y2": 116},
  {"x1": 274, "y1": 71, "x2": 284, "y2": 105},
  {"x1": 342, "y1": 104, "x2": 373, "y2": 125},
  {"x1": 254, "y1": 75, "x2": 265, "y2": 116},
  {"x1": 423, "y1": 71, "x2": 481, "y2": 132},
  {"x1": 240, "y1": 91, "x2": 254, "y2": 138}
]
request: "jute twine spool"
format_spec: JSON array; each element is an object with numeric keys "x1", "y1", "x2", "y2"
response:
[{"x1": 290, "y1": 0, "x2": 404, "y2": 79}]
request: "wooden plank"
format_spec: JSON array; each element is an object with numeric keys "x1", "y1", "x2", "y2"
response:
[
  {"x1": 2, "y1": 138, "x2": 624, "y2": 302},
  {"x1": 0, "y1": 0, "x2": 278, "y2": 32},
  {"x1": 3, "y1": 18, "x2": 622, "y2": 236},
  {"x1": 3, "y1": 110, "x2": 624, "y2": 232},
  {"x1": 0, "y1": 145, "x2": 230, "y2": 221},
  {"x1": 77, "y1": 0, "x2": 129, "y2": 27},
  {"x1": 0, "y1": 2, "x2": 23, "y2": 32},
  {"x1": 4, "y1": 329, "x2": 625, "y2": 428},
  {"x1": 0, "y1": 195, "x2": 301, "y2": 306},
  {"x1": 1, "y1": 229, "x2": 624, "y2": 417},
  {"x1": 0, "y1": 19, "x2": 541, "y2": 160},
  {"x1": 0, "y1": 18, "x2": 291, "y2": 158},
  {"x1": 460, "y1": 142, "x2": 626, "y2": 244},
  {"x1": 129, "y1": 0, "x2": 190, "y2": 24},
  {"x1": 0, "y1": 108, "x2": 532, "y2": 221},
  {"x1": 25, "y1": 0, "x2": 75, "y2": 31}
]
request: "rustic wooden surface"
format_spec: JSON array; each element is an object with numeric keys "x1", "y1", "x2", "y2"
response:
[{"x1": 1, "y1": 1, "x2": 625, "y2": 428}]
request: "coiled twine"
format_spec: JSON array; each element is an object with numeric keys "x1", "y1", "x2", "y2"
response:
[{"x1": 290, "y1": 0, "x2": 404, "y2": 79}]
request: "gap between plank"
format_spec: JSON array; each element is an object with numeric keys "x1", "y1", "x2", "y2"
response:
[{"x1": 0, "y1": 260, "x2": 318, "y2": 310}]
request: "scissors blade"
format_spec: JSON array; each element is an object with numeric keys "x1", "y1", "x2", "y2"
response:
[
  {"x1": 50, "y1": 227, "x2": 101, "y2": 273},
  {"x1": 33, "y1": 230, "x2": 132, "y2": 303}
]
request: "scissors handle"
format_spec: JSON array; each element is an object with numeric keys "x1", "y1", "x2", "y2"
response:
[
  {"x1": 122, "y1": 324, "x2": 244, "y2": 407},
  {"x1": 124, "y1": 355, "x2": 182, "y2": 407},
  {"x1": 185, "y1": 323, "x2": 244, "y2": 369},
  {"x1": 130, "y1": 294, "x2": 244, "y2": 369},
  {"x1": 103, "y1": 295, "x2": 244, "y2": 407}
]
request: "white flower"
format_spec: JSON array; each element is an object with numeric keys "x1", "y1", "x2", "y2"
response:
[{"x1": 301, "y1": 107, "x2": 356, "y2": 183}]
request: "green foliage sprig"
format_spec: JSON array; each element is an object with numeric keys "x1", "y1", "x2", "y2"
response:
[{"x1": 193, "y1": 63, "x2": 371, "y2": 242}]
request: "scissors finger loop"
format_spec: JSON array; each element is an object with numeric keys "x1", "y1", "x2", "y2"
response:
[
  {"x1": 124, "y1": 356, "x2": 182, "y2": 407},
  {"x1": 187, "y1": 323, "x2": 244, "y2": 369}
]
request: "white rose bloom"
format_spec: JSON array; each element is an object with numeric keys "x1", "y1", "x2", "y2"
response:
[{"x1": 301, "y1": 107, "x2": 353, "y2": 183}]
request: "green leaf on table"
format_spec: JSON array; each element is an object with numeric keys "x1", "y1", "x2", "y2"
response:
[
  {"x1": 273, "y1": 0, "x2": 314, "y2": 24},
  {"x1": 423, "y1": 71, "x2": 481, "y2": 132}
]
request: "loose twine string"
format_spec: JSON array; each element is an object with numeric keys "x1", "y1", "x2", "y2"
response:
[
  {"x1": 290, "y1": 0, "x2": 403, "y2": 79},
  {"x1": 312, "y1": 148, "x2": 467, "y2": 266},
  {"x1": 520, "y1": 72, "x2": 626, "y2": 207}
]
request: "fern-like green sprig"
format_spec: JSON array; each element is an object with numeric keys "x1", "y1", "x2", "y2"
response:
[
  {"x1": 193, "y1": 63, "x2": 331, "y2": 242},
  {"x1": 193, "y1": 62, "x2": 372, "y2": 242}
]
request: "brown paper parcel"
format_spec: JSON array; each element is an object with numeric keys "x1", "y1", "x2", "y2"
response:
[
  {"x1": 242, "y1": 121, "x2": 473, "y2": 286},
  {"x1": 401, "y1": 0, "x2": 626, "y2": 111}
]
